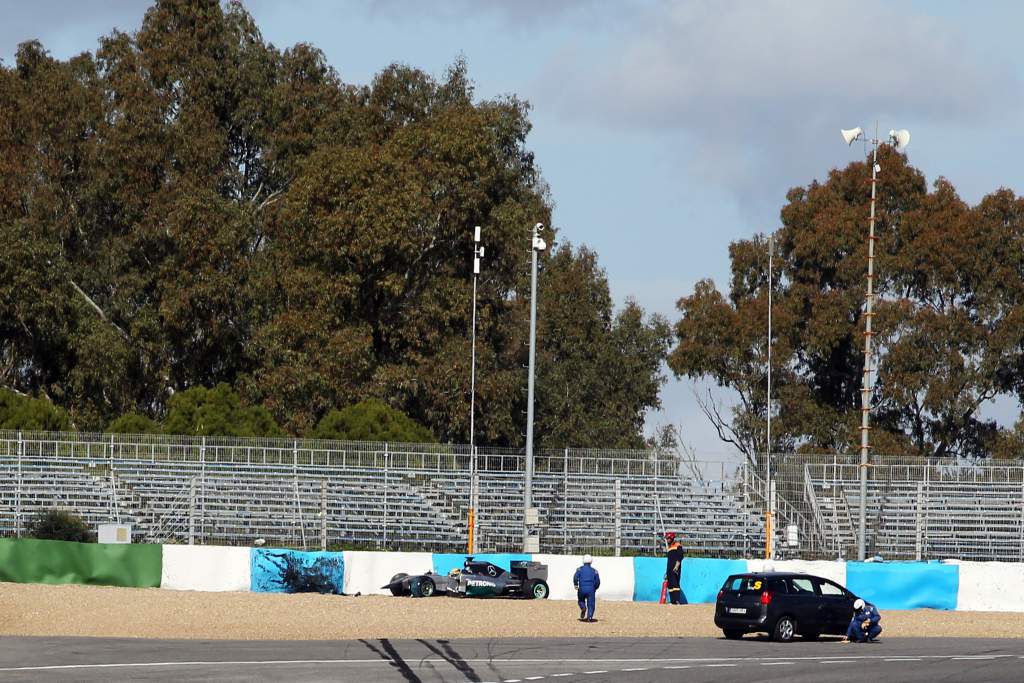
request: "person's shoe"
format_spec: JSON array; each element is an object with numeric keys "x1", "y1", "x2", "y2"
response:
[
  {"x1": 580, "y1": 608, "x2": 586, "y2": 620},
  {"x1": 586, "y1": 618, "x2": 595, "y2": 623}
]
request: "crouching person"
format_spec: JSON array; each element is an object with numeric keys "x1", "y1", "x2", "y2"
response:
[
  {"x1": 573, "y1": 554, "x2": 601, "y2": 622},
  {"x1": 846, "y1": 598, "x2": 882, "y2": 642}
]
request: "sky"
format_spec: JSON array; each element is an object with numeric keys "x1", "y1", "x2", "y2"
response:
[{"x1": 4, "y1": 0, "x2": 1024, "y2": 459}]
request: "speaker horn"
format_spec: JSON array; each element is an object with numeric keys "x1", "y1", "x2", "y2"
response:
[
  {"x1": 841, "y1": 127, "x2": 863, "y2": 146},
  {"x1": 889, "y1": 129, "x2": 910, "y2": 150}
]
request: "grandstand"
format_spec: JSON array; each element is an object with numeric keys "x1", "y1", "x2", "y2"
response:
[{"x1": 1, "y1": 431, "x2": 1021, "y2": 560}]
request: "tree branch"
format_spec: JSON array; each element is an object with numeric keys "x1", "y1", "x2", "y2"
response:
[{"x1": 69, "y1": 278, "x2": 129, "y2": 341}]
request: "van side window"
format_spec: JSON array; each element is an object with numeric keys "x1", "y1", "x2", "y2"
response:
[
  {"x1": 788, "y1": 577, "x2": 815, "y2": 594},
  {"x1": 767, "y1": 578, "x2": 788, "y2": 593},
  {"x1": 817, "y1": 580, "x2": 844, "y2": 596}
]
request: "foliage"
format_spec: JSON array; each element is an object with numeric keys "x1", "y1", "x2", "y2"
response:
[
  {"x1": 0, "y1": 389, "x2": 72, "y2": 431},
  {"x1": 0, "y1": 0, "x2": 668, "y2": 448},
  {"x1": 311, "y1": 399, "x2": 435, "y2": 443},
  {"x1": 106, "y1": 412, "x2": 161, "y2": 434},
  {"x1": 26, "y1": 508, "x2": 92, "y2": 542},
  {"x1": 670, "y1": 148, "x2": 1024, "y2": 461},
  {"x1": 162, "y1": 384, "x2": 285, "y2": 437}
]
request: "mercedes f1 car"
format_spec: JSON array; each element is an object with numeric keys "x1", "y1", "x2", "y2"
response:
[{"x1": 383, "y1": 556, "x2": 550, "y2": 599}]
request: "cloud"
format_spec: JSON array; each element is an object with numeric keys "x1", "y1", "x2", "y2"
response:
[
  {"x1": 361, "y1": 0, "x2": 633, "y2": 30},
  {"x1": 538, "y1": 0, "x2": 1022, "y2": 206}
]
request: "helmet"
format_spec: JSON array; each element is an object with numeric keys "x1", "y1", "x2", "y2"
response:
[
  {"x1": 582, "y1": 554, "x2": 593, "y2": 564},
  {"x1": 853, "y1": 598, "x2": 865, "y2": 610},
  {"x1": 664, "y1": 532, "x2": 676, "y2": 542}
]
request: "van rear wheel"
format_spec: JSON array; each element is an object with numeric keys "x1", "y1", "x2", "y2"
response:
[{"x1": 772, "y1": 616, "x2": 796, "y2": 642}]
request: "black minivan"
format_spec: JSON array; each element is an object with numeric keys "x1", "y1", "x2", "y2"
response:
[{"x1": 714, "y1": 572, "x2": 858, "y2": 642}]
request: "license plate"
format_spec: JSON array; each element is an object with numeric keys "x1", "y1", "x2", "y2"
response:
[{"x1": 728, "y1": 607, "x2": 746, "y2": 614}]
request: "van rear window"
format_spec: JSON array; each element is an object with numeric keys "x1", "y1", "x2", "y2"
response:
[
  {"x1": 724, "y1": 576, "x2": 788, "y2": 594},
  {"x1": 725, "y1": 577, "x2": 767, "y2": 594}
]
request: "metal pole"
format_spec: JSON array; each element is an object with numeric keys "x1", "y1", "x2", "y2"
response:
[
  {"x1": 200, "y1": 436, "x2": 206, "y2": 545},
  {"x1": 15, "y1": 432, "x2": 22, "y2": 538},
  {"x1": 766, "y1": 234, "x2": 773, "y2": 560},
  {"x1": 188, "y1": 477, "x2": 196, "y2": 545},
  {"x1": 563, "y1": 447, "x2": 569, "y2": 554},
  {"x1": 614, "y1": 478, "x2": 622, "y2": 557},
  {"x1": 383, "y1": 443, "x2": 389, "y2": 549},
  {"x1": 915, "y1": 482, "x2": 924, "y2": 561},
  {"x1": 858, "y1": 126, "x2": 880, "y2": 562},
  {"x1": 524, "y1": 222, "x2": 542, "y2": 551},
  {"x1": 293, "y1": 441, "x2": 306, "y2": 550},
  {"x1": 320, "y1": 478, "x2": 327, "y2": 552},
  {"x1": 109, "y1": 434, "x2": 120, "y2": 524}
]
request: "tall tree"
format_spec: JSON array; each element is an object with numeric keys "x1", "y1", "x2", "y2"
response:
[{"x1": 670, "y1": 148, "x2": 1024, "y2": 461}]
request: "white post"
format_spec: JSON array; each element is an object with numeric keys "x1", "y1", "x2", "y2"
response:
[
  {"x1": 109, "y1": 434, "x2": 120, "y2": 524},
  {"x1": 383, "y1": 443, "x2": 389, "y2": 549},
  {"x1": 199, "y1": 436, "x2": 206, "y2": 545},
  {"x1": 563, "y1": 447, "x2": 569, "y2": 553},
  {"x1": 321, "y1": 478, "x2": 328, "y2": 552},
  {"x1": 188, "y1": 477, "x2": 196, "y2": 545},
  {"x1": 915, "y1": 481, "x2": 924, "y2": 561},
  {"x1": 614, "y1": 478, "x2": 622, "y2": 557},
  {"x1": 15, "y1": 432, "x2": 22, "y2": 538},
  {"x1": 294, "y1": 440, "x2": 306, "y2": 550}
]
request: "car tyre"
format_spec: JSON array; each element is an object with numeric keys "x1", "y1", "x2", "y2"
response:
[
  {"x1": 722, "y1": 629, "x2": 744, "y2": 640},
  {"x1": 527, "y1": 580, "x2": 550, "y2": 600},
  {"x1": 772, "y1": 616, "x2": 796, "y2": 643},
  {"x1": 417, "y1": 577, "x2": 436, "y2": 598},
  {"x1": 389, "y1": 573, "x2": 409, "y2": 596}
]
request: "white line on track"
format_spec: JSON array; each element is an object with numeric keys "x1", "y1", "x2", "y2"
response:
[
  {"x1": 621, "y1": 668, "x2": 647, "y2": 672},
  {"x1": 552, "y1": 675, "x2": 574, "y2": 678},
  {"x1": 525, "y1": 677, "x2": 546, "y2": 681},
  {"x1": 706, "y1": 663, "x2": 737, "y2": 668},
  {"x1": 583, "y1": 671, "x2": 608, "y2": 675},
  {"x1": 885, "y1": 658, "x2": 922, "y2": 662},
  {"x1": 761, "y1": 662, "x2": 794, "y2": 666},
  {"x1": 2, "y1": 652, "x2": 1019, "y2": 673}
]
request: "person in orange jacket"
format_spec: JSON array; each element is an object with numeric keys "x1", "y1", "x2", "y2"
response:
[{"x1": 664, "y1": 532, "x2": 684, "y2": 604}]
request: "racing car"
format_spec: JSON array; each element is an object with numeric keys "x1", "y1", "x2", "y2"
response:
[{"x1": 383, "y1": 556, "x2": 550, "y2": 599}]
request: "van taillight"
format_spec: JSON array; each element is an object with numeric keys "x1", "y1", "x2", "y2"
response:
[
  {"x1": 760, "y1": 590, "x2": 773, "y2": 605},
  {"x1": 717, "y1": 589, "x2": 724, "y2": 601}
]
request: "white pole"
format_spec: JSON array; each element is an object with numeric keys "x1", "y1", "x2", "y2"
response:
[
  {"x1": 470, "y1": 227, "x2": 482, "y2": 554},
  {"x1": 766, "y1": 234, "x2": 773, "y2": 559},
  {"x1": 858, "y1": 125, "x2": 880, "y2": 562},
  {"x1": 524, "y1": 223, "x2": 543, "y2": 552}
]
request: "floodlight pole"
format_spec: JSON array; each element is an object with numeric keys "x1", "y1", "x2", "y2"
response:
[
  {"x1": 469, "y1": 226, "x2": 484, "y2": 554},
  {"x1": 857, "y1": 125, "x2": 880, "y2": 563},
  {"x1": 765, "y1": 234, "x2": 774, "y2": 560},
  {"x1": 524, "y1": 222, "x2": 543, "y2": 552}
]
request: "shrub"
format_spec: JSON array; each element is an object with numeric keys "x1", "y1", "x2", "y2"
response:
[
  {"x1": 163, "y1": 383, "x2": 286, "y2": 437},
  {"x1": 311, "y1": 399, "x2": 435, "y2": 442},
  {"x1": 0, "y1": 389, "x2": 72, "y2": 431},
  {"x1": 106, "y1": 412, "x2": 161, "y2": 434},
  {"x1": 26, "y1": 508, "x2": 92, "y2": 542}
]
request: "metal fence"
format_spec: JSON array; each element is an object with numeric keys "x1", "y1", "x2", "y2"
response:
[{"x1": 1, "y1": 431, "x2": 1022, "y2": 560}]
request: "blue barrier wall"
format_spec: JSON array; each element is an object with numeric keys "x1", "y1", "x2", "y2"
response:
[
  {"x1": 432, "y1": 553, "x2": 532, "y2": 576},
  {"x1": 251, "y1": 548, "x2": 345, "y2": 594},
  {"x1": 632, "y1": 557, "x2": 747, "y2": 603},
  {"x1": 846, "y1": 561, "x2": 958, "y2": 611}
]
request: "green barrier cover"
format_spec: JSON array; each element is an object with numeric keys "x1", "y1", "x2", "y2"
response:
[{"x1": 0, "y1": 538, "x2": 162, "y2": 588}]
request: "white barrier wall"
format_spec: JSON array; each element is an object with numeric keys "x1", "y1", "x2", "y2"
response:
[
  {"x1": 746, "y1": 559, "x2": 847, "y2": 588},
  {"x1": 344, "y1": 550, "x2": 434, "y2": 596},
  {"x1": 160, "y1": 545, "x2": 251, "y2": 592},
  {"x1": 534, "y1": 554, "x2": 636, "y2": 602},
  {"x1": 955, "y1": 561, "x2": 1024, "y2": 612}
]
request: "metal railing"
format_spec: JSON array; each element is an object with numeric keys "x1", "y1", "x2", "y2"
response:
[{"x1": 1, "y1": 431, "x2": 1022, "y2": 560}]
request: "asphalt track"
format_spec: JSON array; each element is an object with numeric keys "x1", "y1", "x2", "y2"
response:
[{"x1": 0, "y1": 636, "x2": 1021, "y2": 682}]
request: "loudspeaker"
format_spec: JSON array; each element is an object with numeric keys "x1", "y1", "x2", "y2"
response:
[{"x1": 841, "y1": 127, "x2": 863, "y2": 145}]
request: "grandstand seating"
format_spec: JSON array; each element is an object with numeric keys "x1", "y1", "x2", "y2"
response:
[{"x1": 2, "y1": 433, "x2": 1019, "y2": 561}]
